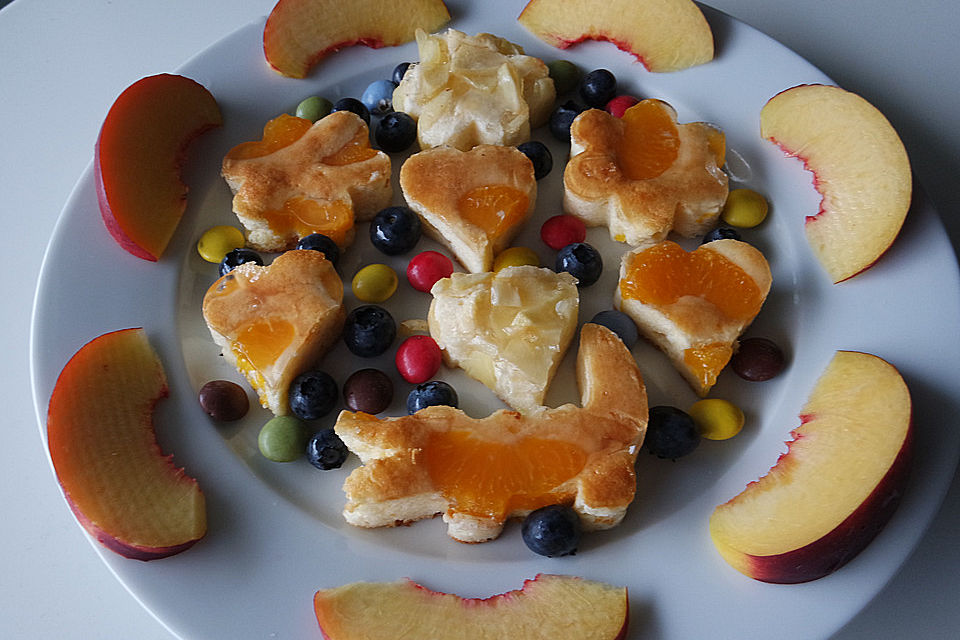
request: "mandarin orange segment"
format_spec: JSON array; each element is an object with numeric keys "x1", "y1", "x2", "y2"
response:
[
  {"x1": 265, "y1": 197, "x2": 354, "y2": 246},
  {"x1": 683, "y1": 343, "x2": 734, "y2": 390},
  {"x1": 619, "y1": 241, "x2": 763, "y2": 322},
  {"x1": 705, "y1": 125, "x2": 726, "y2": 167},
  {"x1": 422, "y1": 430, "x2": 588, "y2": 519},
  {"x1": 457, "y1": 185, "x2": 530, "y2": 238},
  {"x1": 225, "y1": 114, "x2": 313, "y2": 160},
  {"x1": 322, "y1": 129, "x2": 378, "y2": 166},
  {"x1": 235, "y1": 318, "x2": 295, "y2": 370},
  {"x1": 617, "y1": 100, "x2": 680, "y2": 180}
]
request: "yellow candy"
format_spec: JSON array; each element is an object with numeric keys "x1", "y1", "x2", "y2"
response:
[
  {"x1": 352, "y1": 264, "x2": 398, "y2": 303},
  {"x1": 493, "y1": 246, "x2": 540, "y2": 272},
  {"x1": 689, "y1": 398, "x2": 745, "y2": 440},
  {"x1": 198, "y1": 225, "x2": 245, "y2": 263},
  {"x1": 721, "y1": 188, "x2": 769, "y2": 228}
]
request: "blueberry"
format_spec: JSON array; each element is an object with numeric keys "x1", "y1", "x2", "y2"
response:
[
  {"x1": 296, "y1": 233, "x2": 340, "y2": 266},
  {"x1": 549, "y1": 100, "x2": 584, "y2": 143},
  {"x1": 589, "y1": 310, "x2": 639, "y2": 348},
  {"x1": 289, "y1": 370, "x2": 338, "y2": 420},
  {"x1": 645, "y1": 406, "x2": 700, "y2": 459},
  {"x1": 306, "y1": 428, "x2": 349, "y2": 470},
  {"x1": 392, "y1": 62, "x2": 412, "y2": 85},
  {"x1": 375, "y1": 111, "x2": 417, "y2": 153},
  {"x1": 521, "y1": 504, "x2": 581, "y2": 557},
  {"x1": 218, "y1": 247, "x2": 263, "y2": 276},
  {"x1": 360, "y1": 79, "x2": 398, "y2": 116},
  {"x1": 343, "y1": 305, "x2": 396, "y2": 357},
  {"x1": 579, "y1": 69, "x2": 617, "y2": 108},
  {"x1": 701, "y1": 226, "x2": 742, "y2": 244},
  {"x1": 516, "y1": 140, "x2": 553, "y2": 180},
  {"x1": 407, "y1": 380, "x2": 459, "y2": 414},
  {"x1": 331, "y1": 97, "x2": 371, "y2": 125},
  {"x1": 369, "y1": 205, "x2": 422, "y2": 255},
  {"x1": 555, "y1": 242, "x2": 603, "y2": 287}
]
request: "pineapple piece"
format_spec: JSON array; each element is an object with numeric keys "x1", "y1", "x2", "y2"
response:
[{"x1": 428, "y1": 266, "x2": 578, "y2": 412}]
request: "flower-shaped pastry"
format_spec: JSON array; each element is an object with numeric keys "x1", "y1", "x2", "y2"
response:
[
  {"x1": 393, "y1": 29, "x2": 555, "y2": 151},
  {"x1": 221, "y1": 111, "x2": 392, "y2": 252},
  {"x1": 564, "y1": 99, "x2": 728, "y2": 246},
  {"x1": 334, "y1": 323, "x2": 647, "y2": 543}
]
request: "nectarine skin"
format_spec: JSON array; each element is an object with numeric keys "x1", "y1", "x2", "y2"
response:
[
  {"x1": 47, "y1": 328, "x2": 206, "y2": 561},
  {"x1": 95, "y1": 74, "x2": 222, "y2": 261},
  {"x1": 313, "y1": 574, "x2": 629, "y2": 639},
  {"x1": 710, "y1": 351, "x2": 912, "y2": 583},
  {"x1": 718, "y1": 427, "x2": 912, "y2": 584},
  {"x1": 263, "y1": 0, "x2": 451, "y2": 79}
]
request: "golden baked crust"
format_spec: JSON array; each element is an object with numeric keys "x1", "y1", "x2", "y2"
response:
[
  {"x1": 615, "y1": 238, "x2": 772, "y2": 396},
  {"x1": 334, "y1": 323, "x2": 647, "y2": 543},
  {"x1": 564, "y1": 102, "x2": 728, "y2": 245},
  {"x1": 400, "y1": 144, "x2": 536, "y2": 272},
  {"x1": 392, "y1": 28, "x2": 556, "y2": 151},
  {"x1": 221, "y1": 111, "x2": 392, "y2": 252},
  {"x1": 202, "y1": 250, "x2": 345, "y2": 415}
]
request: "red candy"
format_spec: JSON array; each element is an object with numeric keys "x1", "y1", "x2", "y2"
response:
[
  {"x1": 395, "y1": 335, "x2": 443, "y2": 384},
  {"x1": 407, "y1": 250, "x2": 454, "y2": 292},
  {"x1": 540, "y1": 215, "x2": 587, "y2": 250},
  {"x1": 605, "y1": 95, "x2": 640, "y2": 118}
]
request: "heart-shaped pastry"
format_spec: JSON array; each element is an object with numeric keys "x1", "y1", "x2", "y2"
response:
[
  {"x1": 615, "y1": 239, "x2": 772, "y2": 396},
  {"x1": 334, "y1": 323, "x2": 647, "y2": 543},
  {"x1": 400, "y1": 144, "x2": 536, "y2": 273},
  {"x1": 428, "y1": 265, "x2": 578, "y2": 412},
  {"x1": 202, "y1": 250, "x2": 344, "y2": 415},
  {"x1": 221, "y1": 111, "x2": 392, "y2": 252},
  {"x1": 564, "y1": 100, "x2": 728, "y2": 246}
]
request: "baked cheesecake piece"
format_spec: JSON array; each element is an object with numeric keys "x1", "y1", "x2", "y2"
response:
[
  {"x1": 400, "y1": 144, "x2": 536, "y2": 273},
  {"x1": 334, "y1": 323, "x2": 647, "y2": 543},
  {"x1": 393, "y1": 28, "x2": 555, "y2": 151},
  {"x1": 564, "y1": 99, "x2": 728, "y2": 246},
  {"x1": 428, "y1": 265, "x2": 578, "y2": 412},
  {"x1": 202, "y1": 250, "x2": 345, "y2": 415},
  {"x1": 615, "y1": 238, "x2": 772, "y2": 396},
  {"x1": 221, "y1": 111, "x2": 391, "y2": 252}
]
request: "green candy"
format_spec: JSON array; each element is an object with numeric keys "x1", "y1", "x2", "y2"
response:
[
  {"x1": 295, "y1": 95, "x2": 333, "y2": 122},
  {"x1": 258, "y1": 415, "x2": 309, "y2": 462},
  {"x1": 547, "y1": 60, "x2": 581, "y2": 96}
]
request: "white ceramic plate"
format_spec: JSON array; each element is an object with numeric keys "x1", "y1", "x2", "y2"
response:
[{"x1": 31, "y1": 2, "x2": 960, "y2": 638}]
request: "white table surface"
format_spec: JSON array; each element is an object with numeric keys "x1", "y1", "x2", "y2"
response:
[{"x1": 3, "y1": 1, "x2": 958, "y2": 638}]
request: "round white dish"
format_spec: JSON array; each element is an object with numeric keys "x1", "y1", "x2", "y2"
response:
[{"x1": 30, "y1": 2, "x2": 960, "y2": 638}]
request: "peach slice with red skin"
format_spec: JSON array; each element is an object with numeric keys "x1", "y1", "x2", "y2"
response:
[
  {"x1": 46, "y1": 328, "x2": 205, "y2": 560},
  {"x1": 313, "y1": 574, "x2": 629, "y2": 639},
  {"x1": 709, "y1": 351, "x2": 912, "y2": 583},
  {"x1": 95, "y1": 74, "x2": 222, "y2": 261},
  {"x1": 518, "y1": 0, "x2": 713, "y2": 72},
  {"x1": 760, "y1": 84, "x2": 912, "y2": 283},
  {"x1": 263, "y1": 0, "x2": 451, "y2": 78}
]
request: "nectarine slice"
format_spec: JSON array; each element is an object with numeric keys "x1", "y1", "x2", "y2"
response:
[
  {"x1": 518, "y1": 0, "x2": 713, "y2": 72},
  {"x1": 46, "y1": 328, "x2": 205, "y2": 560},
  {"x1": 95, "y1": 74, "x2": 222, "y2": 261},
  {"x1": 709, "y1": 351, "x2": 912, "y2": 583},
  {"x1": 263, "y1": 0, "x2": 451, "y2": 79},
  {"x1": 314, "y1": 574, "x2": 629, "y2": 639},
  {"x1": 760, "y1": 84, "x2": 912, "y2": 283}
]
